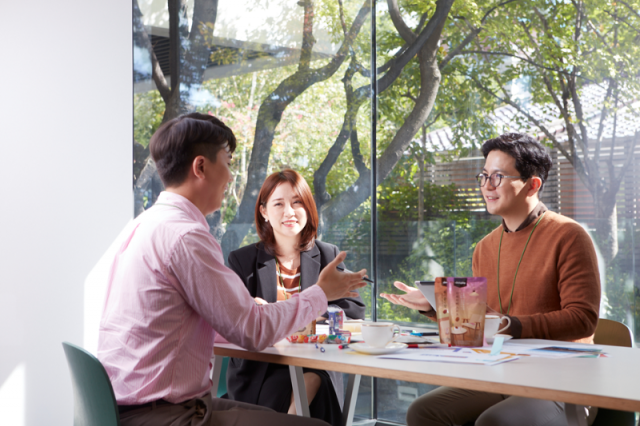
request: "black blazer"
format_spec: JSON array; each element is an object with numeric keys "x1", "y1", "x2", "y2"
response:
[{"x1": 225, "y1": 240, "x2": 366, "y2": 405}]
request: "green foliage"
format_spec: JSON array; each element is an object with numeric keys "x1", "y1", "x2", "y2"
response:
[
  {"x1": 600, "y1": 220, "x2": 640, "y2": 329},
  {"x1": 377, "y1": 159, "x2": 463, "y2": 221},
  {"x1": 133, "y1": 90, "x2": 164, "y2": 147},
  {"x1": 132, "y1": 0, "x2": 640, "y2": 337},
  {"x1": 457, "y1": 0, "x2": 640, "y2": 128},
  {"x1": 376, "y1": 217, "x2": 500, "y2": 323}
]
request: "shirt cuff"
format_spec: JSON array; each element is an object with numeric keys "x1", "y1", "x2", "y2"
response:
[
  {"x1": 302, "y1": 285, "x2": 329, "y2": 318},
  {"x1": 508, "y1": 316, "x2": 522, "y2": 338}
]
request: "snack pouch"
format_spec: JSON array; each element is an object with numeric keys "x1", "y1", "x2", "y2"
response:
[
  {"x1": 434, "y1": 277, "x2": 451, "y2": 344},
  {"x1": 292, "y1": 320, "x2": 316, "y2": 338},
  {"x1": 447, "y1": 277, "x2": 487, "y2": 347},
  {"x1": 325, "y1": 330, "x2": 351, "y2": 344}
]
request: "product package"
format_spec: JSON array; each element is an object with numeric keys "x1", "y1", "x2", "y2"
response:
[
  {"x1": 434, "y1": 277, "x2": 451, "y2": 344},
  {"x1": 327, "y1": 305, "x2": 344, "y2": 334},
  {"x1": 292, "y1": 320, "x2": 316, "y2": 337},
  {"x1": 446, "y1": 277, "x2": 487, "y2": 347}
]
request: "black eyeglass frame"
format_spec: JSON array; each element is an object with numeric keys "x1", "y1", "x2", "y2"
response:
[{"x1": 476, "y1": 172, "x2": 524, "y2": 187}]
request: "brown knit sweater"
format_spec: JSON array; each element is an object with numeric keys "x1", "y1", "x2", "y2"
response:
[{"x1": 473, "y1": 210, "x2": 600, "y2": 343}]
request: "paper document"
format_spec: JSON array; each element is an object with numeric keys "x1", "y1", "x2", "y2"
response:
[
  {"x1": 378, "y1": 347, "x2": 519, "y2": 366},
  {"x1": 500, "y1": 341, "x2": 607, "y2": 358},
  {"x1": 502, "y1": 340, "x2": 606, "y2": 359}
]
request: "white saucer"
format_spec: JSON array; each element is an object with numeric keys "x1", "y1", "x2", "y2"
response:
[
  {"x1": 350, "y1": 342, "x2": 408, "y2": 355},
  {"x1": 486, "y1": 334, "x2": 513, "y2": 344}
]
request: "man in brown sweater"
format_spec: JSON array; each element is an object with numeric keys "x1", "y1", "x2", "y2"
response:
[{"x1": 381, "y1": 133, "x2": 601, "y2": 426}]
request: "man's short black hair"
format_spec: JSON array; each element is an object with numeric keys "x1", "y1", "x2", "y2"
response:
[
  {"x1": 149, "y1": 112, "x2": 237, "y2": 187},
  {"x1": 481, "y1": 133, "x2": 552, "y2": 191}
]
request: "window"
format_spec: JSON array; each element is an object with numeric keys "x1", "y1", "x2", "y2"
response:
[{"x1": 133, "y1": 1, "x2": 640, "y2": 423}]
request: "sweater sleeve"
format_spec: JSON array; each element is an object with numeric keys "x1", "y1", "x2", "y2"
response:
[{"x1": 512, "y1": 224, "x2": 601, "y2": 341}]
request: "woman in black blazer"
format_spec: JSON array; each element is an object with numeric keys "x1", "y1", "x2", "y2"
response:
[{"x1": 226, "y1": 169, "x2": 365, "y2": 426}]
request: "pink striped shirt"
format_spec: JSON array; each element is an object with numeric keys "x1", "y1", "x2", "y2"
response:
[{"x1": 97, "y1": 191, "x2": 328, "y2": 404}]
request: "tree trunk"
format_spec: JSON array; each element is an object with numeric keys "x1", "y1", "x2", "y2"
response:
[
  {"x1": 220, "y1": 0, "x2": 371, "y2": 259},
  {"x1": 594, "y1": 202, "x2": 618, "y2": 266},
  {"x1": 134, "y1": 0, "x2": 219, "y2": 215},
  {"x1": 312, "y1": 0, "x2": 453, "y2": 237},
  {"x1": 321, "y1": 15, "x2": 448, "y2": 226}
]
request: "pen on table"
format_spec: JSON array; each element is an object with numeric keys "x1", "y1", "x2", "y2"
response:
[
  {"x1": 336, "y1": 266, "x2": 374, "y2": 283},
  {"x1": 401, "y1": 329, "x2": 439, "y2": 337},
  {"x1": 407, "y1": 344, "x2": 433, "y2": 348}
]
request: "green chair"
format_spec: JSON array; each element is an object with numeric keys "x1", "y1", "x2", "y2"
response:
[
  {"x1": 62, "y1": 342, "x2": 121, "y2": 426},
  {"x1": 216, "y1": 356, "x2": 230, "y2": 398}
]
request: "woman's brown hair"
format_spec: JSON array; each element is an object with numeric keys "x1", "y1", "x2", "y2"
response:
[{"x1": 255, "y1": 169, "x2": 318, "y2": 255}]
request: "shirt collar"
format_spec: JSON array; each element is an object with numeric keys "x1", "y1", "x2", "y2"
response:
[
  {"x1": 502, "y1": 201, "x2": 548, "y2": 233},
  {"x1": 154, "y1": 191, "x2": 209, "y2": 229}
]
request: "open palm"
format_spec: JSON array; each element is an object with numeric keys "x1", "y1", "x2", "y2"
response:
[{"x1": 380, "y1": 281, "x2": 432, "y2": 312}]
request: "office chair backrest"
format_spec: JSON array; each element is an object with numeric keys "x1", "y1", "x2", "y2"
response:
[
  {"x1": 591, "y1": 319, "x2": 635, "y2": 426},
  {"x1": 594, "y1": 318, "x2": 634, "y2": 348},
  {"x1": 62, "y1": 342, "x2": 121, "y2": 426}
]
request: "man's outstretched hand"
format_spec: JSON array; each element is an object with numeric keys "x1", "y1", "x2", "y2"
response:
[
  {"x1": 316, "y1": 251, "x2": 367, "y2": 301},
  {"x1": 380, "y1": 281, "x2": 432, "y2": 311}
]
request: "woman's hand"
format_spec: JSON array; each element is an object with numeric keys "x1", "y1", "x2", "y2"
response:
[
  {"x1": 380, "y1": 281, "x2": 432, "y2": 312},
  {"x1": 254, "y1": 297, "x2": 268, "y2": 306}
]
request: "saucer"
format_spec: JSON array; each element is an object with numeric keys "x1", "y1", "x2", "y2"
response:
[{"x1": 350, "y1": 342, "x2": 408, "y2": 355}]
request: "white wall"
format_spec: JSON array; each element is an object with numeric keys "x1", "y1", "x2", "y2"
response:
[{"x1": 0, "y1": 1, "x2": 132, "y2": 425}]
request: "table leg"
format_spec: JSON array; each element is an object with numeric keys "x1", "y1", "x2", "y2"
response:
[
  {"x1": 289, "y1": 365, "x2": 311, "y2": 417},
  {"x1": 210, "y1": 355, "x2": 224, "y2": 396},
  {"x1": 342, "y1": 374, "x2": 362, "y2": 426},
  {"x1": 565, "y1": 403, "x2": 588, "y2": 426}
]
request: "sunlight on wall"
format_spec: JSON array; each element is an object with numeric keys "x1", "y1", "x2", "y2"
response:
[
  {"x1": 0, "y1": 363, "x2": 25, "y2": 426},
  {"x1": 84, "y1": 220, "x2": 133, "y2": 354}
]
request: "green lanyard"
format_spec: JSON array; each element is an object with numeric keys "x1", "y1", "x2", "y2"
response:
[
  {"x1": 275, "y1": 257, "x2": 301, "y2": 298},
  {"x1": 497, "y1": 212, "x2": 546, "y2": 315}
]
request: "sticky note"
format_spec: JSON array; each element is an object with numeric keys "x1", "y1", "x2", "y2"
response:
[{"x1": 490, "y1": 335, "x2": 505, "y2": 356}]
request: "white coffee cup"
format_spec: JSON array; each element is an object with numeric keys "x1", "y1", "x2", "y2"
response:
[
  {"x1": 484, "y1": 315, "x2": 511, "y2": 340},
  {"x1": 361, "y1": 322, "x2": 401, "y2": 348}
]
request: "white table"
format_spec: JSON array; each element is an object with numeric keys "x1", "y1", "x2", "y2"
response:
[{"x1": 213, "y1": 339, "x2": 640, "y2": 426}]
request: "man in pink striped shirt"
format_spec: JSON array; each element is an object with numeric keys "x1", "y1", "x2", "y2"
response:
[{"x1": 97, "y1": 113, "x2": 366, "y2": 426}]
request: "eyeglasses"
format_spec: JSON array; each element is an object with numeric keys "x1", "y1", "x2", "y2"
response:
[{"x1": 476, "y1": 172, "x2": 523, "y2": 187}]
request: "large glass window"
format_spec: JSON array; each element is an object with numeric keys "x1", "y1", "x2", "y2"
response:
[{"x1": 133, "y1": 0, "x2": 639, "y2": 423}]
